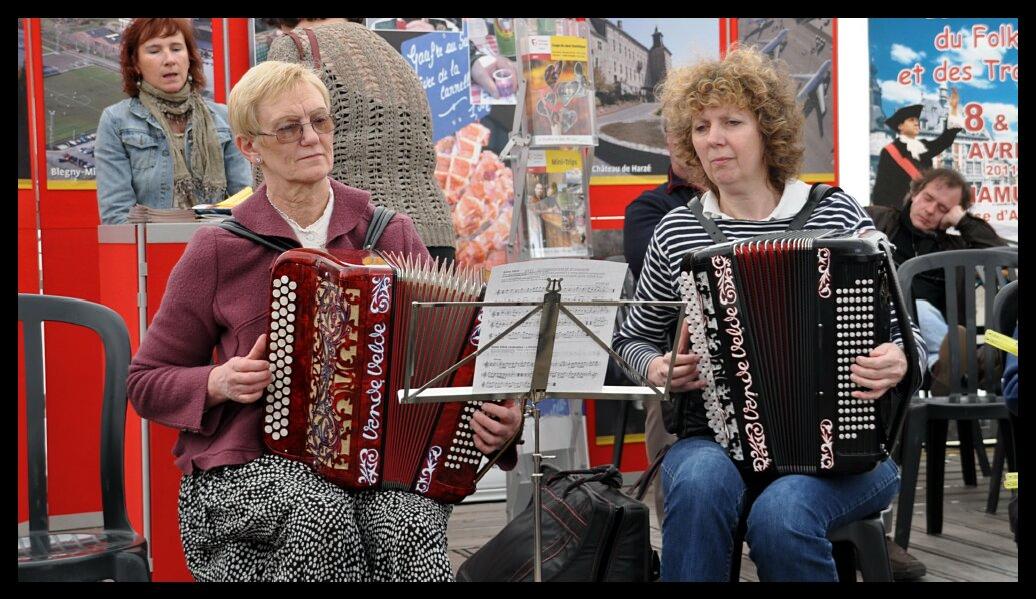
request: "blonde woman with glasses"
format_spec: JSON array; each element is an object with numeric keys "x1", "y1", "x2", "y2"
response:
[{"x1": 126, "y1": 60, "x2": 521, "y2": 581}]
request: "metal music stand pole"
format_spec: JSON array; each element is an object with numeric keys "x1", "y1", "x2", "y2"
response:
[{"x1": 527, "y1": 277, "x2": 563, "y2": 582}]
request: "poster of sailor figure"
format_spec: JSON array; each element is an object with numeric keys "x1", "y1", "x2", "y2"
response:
[
  {"x1": 869, "y1": 18, "x2": 1017, "y2": 242},
  {"x1": 737, "y1": 18, "x2": 836, "y2": 183}
]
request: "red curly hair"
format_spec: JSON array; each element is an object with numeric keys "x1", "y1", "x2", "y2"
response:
[{"x1": 120, "y1": 18, "x2": 205, "y2": 97}]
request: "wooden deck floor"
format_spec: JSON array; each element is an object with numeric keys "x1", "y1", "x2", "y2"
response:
[{"x1": 446, "y1": 447, "x2": 1018, "y2": 582}]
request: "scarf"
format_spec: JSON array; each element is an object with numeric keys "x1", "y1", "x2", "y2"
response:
[
  {"x1": 137, "y1": 81, "x2": 227, "y2": 208},
  {"x1": 898, "y1": 134, "x2": 927, "y2": 162}
]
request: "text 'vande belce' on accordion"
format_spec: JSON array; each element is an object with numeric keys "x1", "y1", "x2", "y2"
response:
[
  {"x1": 260, "y1": 248, "x2": 495, "y2": 503},
  {"x1": 678, "y1": 229, "x2": 917, "y2": 476}
]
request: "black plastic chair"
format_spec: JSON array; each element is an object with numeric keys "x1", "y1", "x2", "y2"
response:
[
  {"x1": 987, "y1": 280, "x2": 1018, "y2": 514},
  {"x1": 892, "y1": 248, "x2": 1018, "y2": 550},
  {"x1": 729, "y1": 504, "x2": 893, "y2": 582},
  {"x1": 18, "y1": 294, "x2": 150, "y2": 582}
]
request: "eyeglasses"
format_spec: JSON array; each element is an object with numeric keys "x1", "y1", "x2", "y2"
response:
[{"x1": 256, "y1": 114, "x2": 335, "y2": 143}]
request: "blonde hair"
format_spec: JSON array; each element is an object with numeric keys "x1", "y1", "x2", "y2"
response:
[
  {"x1": 227, "y1": 61, "x2": 331, "y2": 138},
  {"x1": 658, "y1": 46, "x2": 805, "y2": 196}
]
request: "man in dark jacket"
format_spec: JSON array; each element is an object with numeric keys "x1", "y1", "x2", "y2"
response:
[
  {"x1": 616, "y1": 127, "x2": 699, "y2": 525},
  {"x1": 869, "y1": 166, "x2": 1007, "y2": 580},
  {"x1": 624, "y1": 149, "x2": 698, "y2": 280},
  {"x1": 866, "y1": 167, "x2": 1007, "y2": 394},
  {"x1": 871, "y1": 91, "x2": 963, "y2": 208}
]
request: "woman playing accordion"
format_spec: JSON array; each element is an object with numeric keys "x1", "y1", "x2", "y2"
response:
[
  {"x1": 611, "y1": 47, "x2": 927, "y2": 582},
  {"x1": 127, "y1": 61, "x2": 522, "y2": 582}
]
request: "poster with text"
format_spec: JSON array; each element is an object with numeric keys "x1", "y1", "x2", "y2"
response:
[
  {"x1": 523, "y1": 148, "x2": 590, "y2": 258},
  {"x1": 589, "y1": 18, "x2": 720, "y2": 183},
  {"x1": 738, "y1": 18, "x2": 836, "y2": 183},
  {"x1": 869, "y1": 19, "x2": 1018, "y2": 241},
  {"x1": 377, "y1": 29, "x2": 518, "y2": 272},
  {"x1": 516, "y1": 19, "x2": 596, "y2": 147},
  {"x1": 40, "y1": 18, "x2": 216, "y2": 182}
]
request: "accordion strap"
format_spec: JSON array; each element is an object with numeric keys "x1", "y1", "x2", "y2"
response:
[
  {"x1": 880, "y1": 240, "x2": 923, "y2": 457},
  {"x1": 628, "y1": 442, "x2": 673, "y2": 501},
  {"x1": 685, "y1": 197, "x2": 729, "y2": 244},
  {"x1": 219, "y1": 206, "x2": 396, "y2": 253},
  {"x1": 686, "y1": 182, "x2": 842, "y2": 242},
  {"x1": 363, "y1": 205, "x2": 397, "y2": 250},
  {"x1": 217, "y1": 218, "x2": 300, "y2": 253}
]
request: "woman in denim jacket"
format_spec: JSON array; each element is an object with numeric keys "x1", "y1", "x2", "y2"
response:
[{"x1": 95, "y1": 18, "x2": 250, "y2": 224}]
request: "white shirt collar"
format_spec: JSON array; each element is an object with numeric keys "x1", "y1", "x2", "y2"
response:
[
  {"x1": 898, "y1": 134, "x2": 927, "y2": 161},
  {"x1": 700, "y1": 179, "x2": 812, "y2": 221},
  {"x1": 272, "y1": 185, "x2": 335, "y2": 249}
]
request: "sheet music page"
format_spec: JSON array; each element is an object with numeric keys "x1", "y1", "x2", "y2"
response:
[{"x1": 473, "y1": 258, "x2": 628, "y2": 394}]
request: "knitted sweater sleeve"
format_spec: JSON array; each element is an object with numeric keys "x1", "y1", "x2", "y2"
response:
[{"x1": 266, "y1": 31, "x2": 308, "y2": 65}]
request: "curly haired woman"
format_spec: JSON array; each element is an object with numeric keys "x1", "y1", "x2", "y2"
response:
[{"x1": 612, "y1": 47, "x2": 926, "y2": 581}]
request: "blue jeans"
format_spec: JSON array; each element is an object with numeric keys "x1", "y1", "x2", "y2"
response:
[
  {"x1": 659, "y1": 436, "x2": 900, "y2": 581},
  {"x1": 915, "y1": 299, "x2": 948, "y2": 370}
]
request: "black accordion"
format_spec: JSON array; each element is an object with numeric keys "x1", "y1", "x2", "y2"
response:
[{"x1": 678, "y1": 229, "x2": 917, "y2": 476}]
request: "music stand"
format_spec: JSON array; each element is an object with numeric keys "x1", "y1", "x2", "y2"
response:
[{"x1": 397, "y1": 278, "x2": 686, "y2": 581}]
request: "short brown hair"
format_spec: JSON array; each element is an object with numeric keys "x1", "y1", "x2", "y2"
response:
[
  {"x1": 909, "y1": 168, "x2": 973, "y2": 209},
  {"x1": 658, "y1": 46, "x2": 805, "y2": 197},
  {"x1": 120, "y1": 19, "x2": 205, "y2": 97}
]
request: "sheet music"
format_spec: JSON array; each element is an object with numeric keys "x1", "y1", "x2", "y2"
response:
[{"x1": 473, "y1": 258, "x2": 627, "y2": 394}]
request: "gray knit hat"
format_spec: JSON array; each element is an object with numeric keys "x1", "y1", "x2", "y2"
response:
[{"x1": 265, "y1": 22, "x2": 456, "y2": 248}]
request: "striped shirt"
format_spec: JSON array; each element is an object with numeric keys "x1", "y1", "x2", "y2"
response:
[{"x1": 614, "y1": 183, "x2": 928, "y2": 398}]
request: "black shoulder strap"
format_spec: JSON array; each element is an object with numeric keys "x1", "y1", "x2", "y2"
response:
[
  {"x1": 689, "y1": 183, "x2": 842, "y2": 241},
  {"x1": 363, "y1": 206, "x2": 397, "y2": 250},
  {"x1": 789, "y1": 183, "x2": 841, "y2": 230},
  {"x1": 686, "y1": 196, "x2": 729, "y2": 244},
  {"x1": 629, "y1": 442, "x2": 673, "y2": 501},
  {"x1": 218, "y1": 218, "x2": 300, "y2": 253}
]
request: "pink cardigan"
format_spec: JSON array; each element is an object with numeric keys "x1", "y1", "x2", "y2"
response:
[{"x1": 127, "y1": 179, "x2": 432, "y2": 474}]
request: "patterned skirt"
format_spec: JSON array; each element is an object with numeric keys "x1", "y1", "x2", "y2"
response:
[{"x1": 178, "y1": 454, "x2": 454, "y2": 581}]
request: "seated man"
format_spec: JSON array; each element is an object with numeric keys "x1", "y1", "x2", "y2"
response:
[{"x1": 866, "y1": 167, "x2": 1008, "y2": 395}]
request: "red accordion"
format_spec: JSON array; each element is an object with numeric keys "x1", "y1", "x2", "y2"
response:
[{"x1": 260, "y1": 248, "x2": 489, "y2": 503}]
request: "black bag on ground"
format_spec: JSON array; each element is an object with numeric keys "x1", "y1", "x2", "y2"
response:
[{"x1": 456, "y1": 464, "x2": 659, "y2": 582}]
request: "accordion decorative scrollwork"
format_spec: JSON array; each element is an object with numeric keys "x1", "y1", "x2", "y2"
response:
[{"x1": 677, "y1": 230, "x2": 910, "y2": 476}]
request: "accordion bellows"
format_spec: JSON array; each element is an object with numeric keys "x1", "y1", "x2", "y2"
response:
[
  {"x1": 680, "y1": 230, "x2": 901, "y2": 476},
  {"x1": 261, "y1": 248, "x2": 488, "y2": 503}
]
